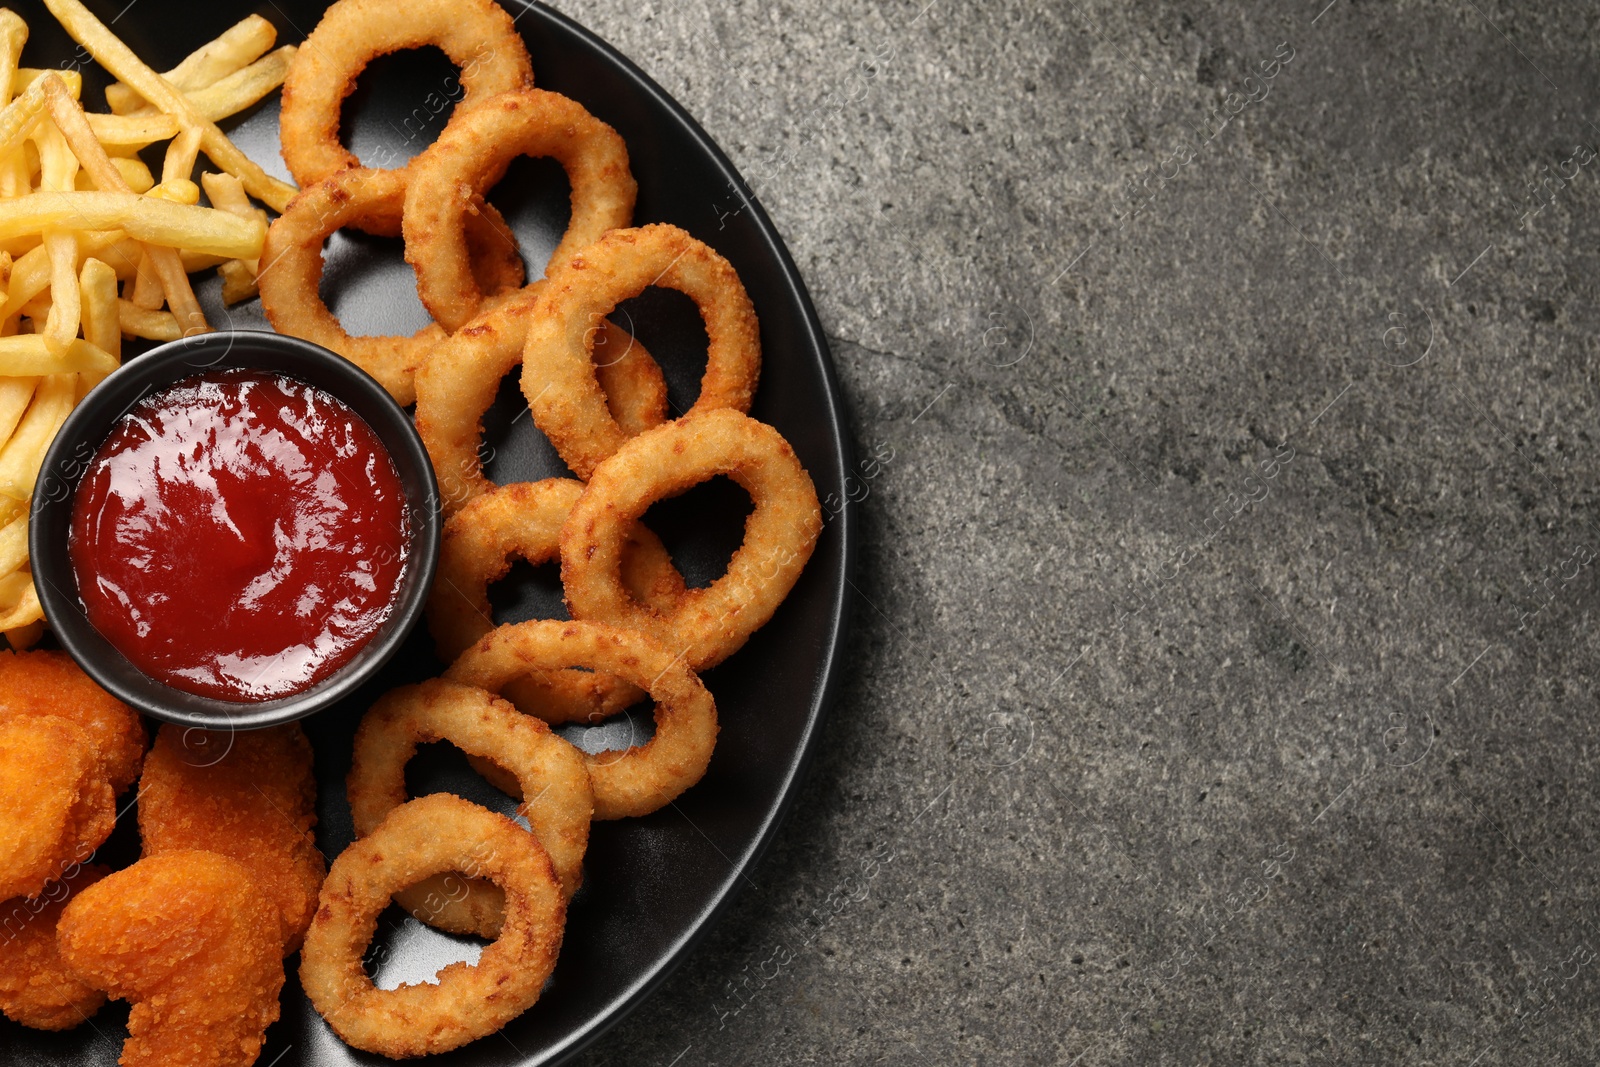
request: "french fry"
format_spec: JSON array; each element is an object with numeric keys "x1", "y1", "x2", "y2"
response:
[
  {"x1": 78, "y1": 256, "x2": 118, "y2": 396},
  {"x1": 162, "y1": 125, "x2": 201, "y2": 184},
  {"x1": 218, "y1": 257, "x2": 258, "y2": 305},
  {"x1": 85, "y1": 109, "x2": 179, "y2": 147},
  {"x1": 147, "y1": 250, "x2": 205, "y2": 334},
  {"x1": 17, "y1": 291, "x2": 50, "y2": 323},
  {"x1": 0, "y1": 335, "x2": 116, "y2": 376},
  {"x1": 39, "y1": 72, "x2": 209, "y2": 333},
  {"x1": 79, "y1": 256, "x2": 118, "y2": 352},
  {"x1": 0, "y1": 570, "x2": 42, "y2": 631},
  {"x1": 129, "y1": 248, "x2": 163, "y2": 309},
  {"x1": 199, "y1": 170, "x2": 252, "y2": 215},
  {"x1": 14, "y1": 68, "x2": 81, "y2": 97},
  {"x1": 0, "y1": 151, "x2": 25, "y2": 197},
  {"x1": 201, "y1": 170, "x2": 262, "y2": 274},
  {"x1": 97, "y1": 238, "x2": 228, "y2": 277},
  {"x1": 4, "y1": 617, "x2": 43, "y2": 650},
  {"x1": 116, "y1": 299, "x2": 181, "y2": 341},
  {"x1": 42, "y1": 234, "x2": 80, "y2": 356},
  {"x1": 0, "y1": 11, "x2": 27, "y2": 108},
  {"x1": 108, "y1": 155, "x2": 153, "y2": 193},
  {"x1": 179, "y1": 249, "x2": 229, "y2": 272},
  {"x1": 0, "y1": 79, "x2": 48, "y2": 170},
  {"x1": 150, "y1": 178, "x2": 200, "y2": 206},
  {"x1": 93, "y1": 57, "x2": 291, "y2": 152},
  {"x1": 44, "y1": 0, "x2": 298, "y2": 212},
  {"x1": 35, "y1": 121, "x2": 82, "y2": 358},
  {"x1": 162, "y1": 45, "x2": 295, "y2": 124},
  {"x1": 0, "y1": 372, "x2": 73, "y2": 500},
  {"x1": 0, "y1": 193, "x2": 264, "y2": 257},
  {"x1": 0, "y1": 230, "x2": 130, "y2": 320},
  {"x1": 0, "y1": 508, "x2": 25, "y2": 577},
  {"x1": 104, "y1": 14, "x2": 276, "y2": 113},
  {"x1": 0, "y1": 377, "x2": 36, "y2": 449}
]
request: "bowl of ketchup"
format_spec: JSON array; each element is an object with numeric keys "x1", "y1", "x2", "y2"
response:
[{"x1": 30, "y1": 331, "x2": 440, "y2": 729}]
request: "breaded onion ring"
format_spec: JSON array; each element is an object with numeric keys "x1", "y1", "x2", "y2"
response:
[
  {"x1": 561, "y1": 409, "x2": 822, "y2": 670},
  {"x1": 137, "y1": 724, "x2": 326, "y2": 956},
  {"x1": 348, "y1": 679, "x2": 592, "y2": 936},
  {"x1": 56, "y1": 851, "x2": 285, "y2": 1067},
  {"x1": 278, "y1": 0, "x2": 533, "y2": 186},
  {"x1": 0, "y1": 717, "x2": 114, "y2": 902},
  {"x1": 427, "y1": 479, "x2": 685, "y2": 724},
  {"x1": 403, "y1": 88, "x2": 637, "y2": 331},
  {"x1": 0, "y1": 863, "x2": 108, "y2": 1031},
  {"x1": 414, "y1": 287, "x2": 668, "y2": 517},
  {"x1": 522, "y1": 223, "x2": 761, "y2": 479},
  {"x1": 445, "y1": 620, "x2": 718, "y2": 820},
  {"x1": 258, "y1": 166, "x2": 523, "y2": 405},
  {"x1": 299, "y1": 794, "x2": 565, "y2": 1057}
]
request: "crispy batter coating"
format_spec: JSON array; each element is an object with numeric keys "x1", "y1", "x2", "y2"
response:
[
  {"x1": 414, "y1": 288, "x2": 668, "y2": 519},
  {"x1": 0, "y1": 863, "x2": 108, "y2": 1030},
  {"x1": 0, "y1": 717, "x2": 115, "y2": 901},
  {"x1": 402, "y1": 88, "x2": 636, "y2": 331},
  {"x1": 55, "y1": 851, "x2": 285, "y2": 1067},
  {"x1": 278, "y1": 0, "x2": 533, "y2": 185},
  {"x1": 522, "y1": 224, "x2": 761, "y2": 479},
  {"x1": 349, "y1": 679, "x2": 593, "y2": 936},
  {"x1": 300, "y1": 795, "x2": 565, "y2": 1057},
  {"x1": 0, "y1": 649, "x2": 144, "y2": 793},
  {"x1": 426, "y1": 478, "x2": 684, "y2": 724},
  {"x1": 138, "y1": 724, "x2": 325, "y2": 956},
  {"x1": 446, "y1": 620, "x2": 718, "y2": 820},
  {"x1": 560, "y1": 409, "x2": 822, "y2": 671},
  {"x1": 258, "y1": 166, "x2": 524, "y2": 406}
]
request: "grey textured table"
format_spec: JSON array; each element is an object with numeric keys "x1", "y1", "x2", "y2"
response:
[{"x1": 555, "y1": 1, "x2": 1600, "y2": 1063}]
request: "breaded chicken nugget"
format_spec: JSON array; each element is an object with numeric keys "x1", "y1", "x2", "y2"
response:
[
  {"x1": 138, "y1": 724, "x2": 325, "y2": 955},
  {"x1": 55, "y1": 851, "x2": 285, "y2": 1067},
  {"x1": 0, "y1": 863, "x2": 109, "y2": 1030},
  {"x1": 0, "y1": 718, "x2": 115, "y2": 900},
  {"x1": 0, "y1": 649, "x2": 145, "y2": 792}
]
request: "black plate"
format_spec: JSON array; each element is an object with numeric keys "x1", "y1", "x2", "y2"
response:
[{"x1": 3, "y1": 2, "x2": 854, "y2": 1065}]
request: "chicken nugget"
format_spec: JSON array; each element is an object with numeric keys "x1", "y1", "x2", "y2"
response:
[
  {"x1": 0, "y1": 863, "x2": 109, "y2": 1030},
  {"x1": 0, "y1": 649, "x2": 145, "y2": 792},
  {"x1": 138, "y1": 724, "x2": 325, "y2": 955},
  {"x1": 55, "y1": 851, "x2": 285, "y2": 1067},
  {"x1": 0, "y1": 717, "x2": 115, "y2": 900}
]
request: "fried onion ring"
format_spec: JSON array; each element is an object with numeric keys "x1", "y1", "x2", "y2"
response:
[
  {"x1": 445, "y1": 620, "x2": 718, "y2": 820},
  {"x1": 403, "y1": 88, "x2": 637, "y2": 332},
  {"x1": 521, "y1": 223, "x2": 761, "y2": 479},
  {"x1": 278, "y1": 0, "x2": 534, "y2": 186},
  {"x1": 299, "y1": 794, "x2": 564, "y2": 1057},
  {"x1": 427, "y1": 479, "x2": 685, "y2": 724},
  {"x1": 414, "y1": 287, "x2": 668, "y2": 517},
  {"x1": 348, "y1": 679, "x2": 592, "y2": 936},
  {"x1": 259, "y1": 166, "x2": 522, "y2": 405},
  {"x1": 561, "y1": 409, "x2": 822, "y2": 670}
]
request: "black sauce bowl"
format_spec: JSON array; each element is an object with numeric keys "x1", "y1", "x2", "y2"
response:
[{"x1": 29, "y1": 331, "x2": 441, "y2": 731}]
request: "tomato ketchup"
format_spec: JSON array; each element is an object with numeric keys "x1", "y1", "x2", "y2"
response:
[{"x1": 68, "y1": 370, "x2": 408, "y2": 702}]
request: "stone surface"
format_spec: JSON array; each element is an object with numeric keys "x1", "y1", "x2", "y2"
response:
[{"x1": 554, "y1": 0, "x2": 1600, "y2": 1064}]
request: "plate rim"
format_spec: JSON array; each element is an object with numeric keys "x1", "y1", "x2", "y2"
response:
[{"x1": 0, "y1": 1, "x2": 859, "y2": 1062}]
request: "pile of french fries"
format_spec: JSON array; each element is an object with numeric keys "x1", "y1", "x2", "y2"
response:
[{"x1": 0, "y1": 2, "x2": 300, "y2": 648}]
